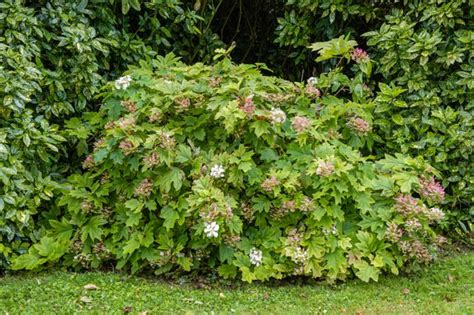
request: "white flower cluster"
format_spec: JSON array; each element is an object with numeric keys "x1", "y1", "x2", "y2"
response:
[
  {"x1": 249, "y1": 248, "x2": 263, "y2": 266},
  {"x1": 204, "y1": 221, "x2": 219, "y2": 238},
  {"x1": 307, "y1": 76, "x2": 318, "y2": 85},
  {"x1": 323, "y1": 225, "x2": 338, "y2": 236},
  {"x1": 210, "y1": 164, "x2": 225, "y2": 178},
  {"x1": 115, "y1": 75, "x2": 132, "y2": 90},
  {"x1": 270, "y1": 108, "x2": 286, "y2": 124},
  {"x1": 293, "y1": 247, "x2": 308, "y2": 264},
  {"x1": 426, "y1": 207, "x2": 445, "y2": 222}
]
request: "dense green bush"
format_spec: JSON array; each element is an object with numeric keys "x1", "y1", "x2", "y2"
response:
[
  {"x1": 0, "y1": 0, "x2": 223, "y2": 269},
  {"x1": 1, "y1": 0, "x2": 471, "y2": 275},
  {"x1": 364, "y1": 3, "x2": 473, "y2": 237},
  {"x1": 272, "y1": 0, "x2": 473, "y2": 238},
  {"x1": 12, "y1": 54, "x2": 448, "y2": 282}
]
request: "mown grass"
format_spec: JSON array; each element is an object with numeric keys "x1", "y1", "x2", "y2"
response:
[{"x1": 0, "y1": 251, "x2": 472, "y2": 314}]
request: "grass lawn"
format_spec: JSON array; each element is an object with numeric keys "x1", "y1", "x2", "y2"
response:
[{"x1": 0, "y1": 251, "x2": 472, "y2": 314}]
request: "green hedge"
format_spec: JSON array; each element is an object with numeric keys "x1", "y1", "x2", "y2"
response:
[
  {"x1": 1, "y1": 0, "x2": 472, "y2": 273},
  {"x1": 0, "y1": 0, "x2": 222, "y2": 268}
]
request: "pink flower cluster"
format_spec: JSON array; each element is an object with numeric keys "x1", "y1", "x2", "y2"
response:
[
  {"x1": 224, "y1": 234, "x2": 241, "y2": 247},
  {"x1": 149, "y1": 110, "x2": 161, "y2": 122},
  {"x1": 394, "y1": 194, "x2": 423, "y2": 216},
  {"x1": 299, "y1": 197, "x2": 315, "y2": 212},
  {"x1": 261, "y1": 176, "x2": 280, "y2": 192},
  {"x1": 92, "y1": 241, "x2": 111, "y2": 260},
  {"x1": 282, "y1": 200, "x2": 297, "y2": 212},
  {"x1": 82, "y1": 155, "x2": 94, "y2": 169},
  {"x1": 292, "y1": 116, "x2": 311, "y2": 133},
  {"x1": 239, "y1": 95, "x2": 255, "y2": 116},
  {"x1": 199, "y1": 203, "x2": 233, "y2": 222},
  {"x1": 121, "y1": 100, "x2": 137, "y2": 113},
  {"x1": 350, "y1": 48, "x2": 369, "y2": 63},
  {"x1": 240, "y1": 203, "x2": 254, "y2": 222},
  {"x1": 94, "y1": 138, "x2": 105, "y2": 150},
  {"x1": 347, "y1": 116, "x2": 371, "y2": 135},
  {"x1": 208, "y1": 76, "x2": 222, "y2": 88},
  {"x1": 100, "y1": 172, "x2": 109, "y2": 184},
  {"x1": 419, "y1": 177, "x2": 445, "y2": 203},
  {"x1": 81, "y1": 200, "x2": 94, "y2": 213},
  {"x1": 200, "y1": 203, "x2": 219, "y2": 221},
  {"x1": 385, "y1": 222, "x2": 404, "y2": 242},
  {"x1": 399, "y1": 240, "x2": 432, "y2": 263},
  {"x1": 119, "y1": 139, "x2": 134, "y2": 155},
  {"x1": 143, "y1": 152, "x2": 160, "y2": 167},
  {"x1": 134, "y1": 179, "x2": 153, "y2": 197},
  {"x1": 316, "y1": 161, "x2": 335, "y2": 177},
  {"x1": 176, "y1": 98, "x2": 191, "y2": 111},
  {"x1": 159, "y1": 132, "x2": 176, "y2": 149},
  {"x1": 405, "y1": 218, "x2": 422, "y2": 232},
  {"x1": 117, "y1": 116, "x2": 136, "y2": 130},
  {"x1": 305, "y1": 85, "x2": 321, "y2": 98},
  {"x1": 287, "y1": 229, "x2": 303, "y2": 244}
]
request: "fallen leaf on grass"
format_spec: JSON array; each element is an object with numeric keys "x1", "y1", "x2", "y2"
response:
[
  {"x1": 447, "y1": 274, "x2": 455, "y2": 282},
  {"x1": 79, "y1": 296, "x2": 92, "y2": 303},
  {"x1": 123, "y1": 306, "x2": 134, "y2": 313},
  {"x1": 83, "y1": 284, "x2": 98, "y2": 290}
]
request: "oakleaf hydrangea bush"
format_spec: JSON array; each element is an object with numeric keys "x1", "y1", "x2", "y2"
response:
[{"x1": 13, "y1": 55, "x2": 447, "y2": 282}]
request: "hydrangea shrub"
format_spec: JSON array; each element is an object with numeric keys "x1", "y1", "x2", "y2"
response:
[{"x1": 13, "y1": 55, "x2": 446, "y2": 282}]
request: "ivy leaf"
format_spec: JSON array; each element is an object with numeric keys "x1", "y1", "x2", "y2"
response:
[
  {"x1": 48, "y1": 219, "x2": 73, "y2": 241},
  {"x1": 157, "y1": 167, "x2": 184, "y2": 193},
  {"x1": 125, "y1": 199, "x2": 143, "y2": 212},
  {"x1": 125, "y1": 211, "x2": 141, "y2": 227},
  {"x1": 177, "y1": 256, "x2": 192, "y2": 271},
  {"x1": 22, "y1": 134, "x2": 30, "y2": 147},
  {"x1": 372, "y1": 177, "x2": 395, "y2": 195},
  {"x1": 241, "y1": 266, "x2": 256, "y2": 283},
  {"x1": 81, "y1": 216, "x2": 106, "y2": 241},
  {"x1": 238, "y1": 161, "x2": 254, "y2": 173},
  {"x1": 259, "y1": 148, "x2": 278, "y2": 162},
  {"x1": 93, "y1": 148, "x2": 109, "y2": 163},
  {"x1": 121, "y1": 0, "x2": 130, "y2": 14},
  {"x1": 309, "y1": 36, "x2": 357, "y2": 61},
  {"x1": 393, "y1": 173, "x2": 419, "y2": 193},
  {"x1": 219, "y1": 245, "x2": 235, "y2": 263},
  {"x1": 11, "y1": 253, "x2": 46, "y2": 270},
  {"x1": 160, "y1": 206, "x2": 180, "y2": 230},
  {"x1": 253, "y1": 196, "x2": 271, "y2": 213},
  {"x1": 250, "y1": 121, "x2": 270, "y2": 137},
  {"x1": 176, "y1": 145, "x2": 192, "y2": 163},
  {"x1": 325, "y1": 250, "x2": 346, "y2": 274},
  {"x1": 123, "y1": 237, "x2": 141, "y2": 255},
  {"x1": 227, "y1": 216, "x2": 243, "y2": 234},
  {"x1": 34, "y1": 236, "x2": 69, "y2": 260},
  {"x1": 355, "y1": 192, "x2": 374, "y2": 214},
  {"x1": 218, "y1": 264, "x2": 237, "y2": 278},
  {"x1": 354, "y1": 260, "x2": 380, "y2": 282}
]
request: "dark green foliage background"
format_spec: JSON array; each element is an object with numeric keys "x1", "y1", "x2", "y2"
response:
[{"x1": 0, "y1": 0, "x2": 472, "y2": 270}]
